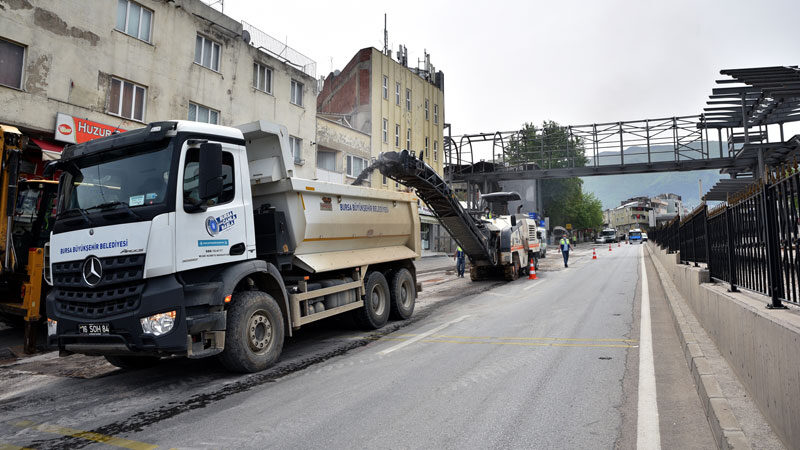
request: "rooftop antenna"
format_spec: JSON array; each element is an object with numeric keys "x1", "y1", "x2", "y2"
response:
[{"x1": 383, "y1": 13, "x2": 388, "y2": 55}]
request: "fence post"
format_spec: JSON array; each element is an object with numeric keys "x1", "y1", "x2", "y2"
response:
[
  {"x1": 725, "y1": 207, "x2": 738, "y2": 292},
  {"x1": 762, "y1": 183, "x2": 786, "y2": 309},
  {"x1": 702, "y1": 204, "x2": 710, "y2": 273},
  {"x1": 692, "y1": 212, "x2": 699, "y2": 267}
]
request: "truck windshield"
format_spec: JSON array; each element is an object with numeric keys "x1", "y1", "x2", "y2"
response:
[
  {"x1": 602, "y1": 230, "x2": 616, "y2": 237},
  {"x1": 59, "y1": 145, "x2": 172, "y2": 215}
]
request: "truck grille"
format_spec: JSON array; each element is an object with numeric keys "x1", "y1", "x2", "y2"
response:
[{"x1": 53, "y1": 254, "x2": 145, "y2": 319}]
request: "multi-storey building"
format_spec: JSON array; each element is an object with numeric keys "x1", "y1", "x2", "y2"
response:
[
  {"x1": 317, "y1": 46, "x2": 447, "y2": 253},
  {"x1": 0, "y1": 0, "x2": 317, "y2": 178}
]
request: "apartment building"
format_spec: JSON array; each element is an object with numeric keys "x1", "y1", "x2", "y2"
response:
[
  {"x1": 0, "y1": 0, "x2": 317, "y2": 177},
  {"x1": 316, "y1": 46, "x2": 446, "y2": 252}
]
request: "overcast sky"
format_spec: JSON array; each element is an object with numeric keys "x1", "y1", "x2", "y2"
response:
[{"x1": 222, "y1": 0, "x2": 799, "y2": 137}]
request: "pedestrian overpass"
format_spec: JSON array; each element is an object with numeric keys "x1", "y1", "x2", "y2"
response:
[{"x1": 444, "y1": 65, "x2": 800, "y2": 204}]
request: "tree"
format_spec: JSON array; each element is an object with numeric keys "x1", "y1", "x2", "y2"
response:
[{"x1": 506, "y1": 121, "x2": 603, "y2": 231}]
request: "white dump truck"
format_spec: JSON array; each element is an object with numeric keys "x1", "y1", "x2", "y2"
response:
[{"x1": 45, "y1": 120, "x2": 421, "y2": 372}]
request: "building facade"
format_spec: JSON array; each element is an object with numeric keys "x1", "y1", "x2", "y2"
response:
[
  {"x1": 0, "y1": 0, "x2": 317, "y2": 177},
  {"x1": 317, "y1": 47, "x2": 448, "y2": 253}
]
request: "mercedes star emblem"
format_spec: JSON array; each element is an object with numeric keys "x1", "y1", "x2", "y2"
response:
[{"x1": 82, "y1": 256, "x2": 103, "y2": 287}]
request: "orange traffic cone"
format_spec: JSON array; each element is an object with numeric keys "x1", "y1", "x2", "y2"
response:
[
  {"x1": 609, "y1": 244, "x2": 612, "y2": 252},
  {"x1": 592, "y1": 248, "x2": 597, "y2": 260},
  {"x1": 529, "y1": 259, "x2": 537, "y2": 280}
]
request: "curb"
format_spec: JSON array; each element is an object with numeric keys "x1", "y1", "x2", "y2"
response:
[{"x1": 646, "y1": 245, "x2": 752, "y2": 450}]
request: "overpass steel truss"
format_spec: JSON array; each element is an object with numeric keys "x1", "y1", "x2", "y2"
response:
[{"x1": 444, "y1": 115, "x2": 754, "y2": 182}]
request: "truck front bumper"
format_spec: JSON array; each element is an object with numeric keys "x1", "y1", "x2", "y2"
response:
[{"x1": 47, "y1": 275, "x2": 226, "y2": 358}]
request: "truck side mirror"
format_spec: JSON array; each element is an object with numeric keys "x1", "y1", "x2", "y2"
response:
[
  {"x1": 199, "y1": 143, "x2": 223, "y2": 201},
  {"x1": 510, "y1": 215, "x2": 517, "y2": 227}
]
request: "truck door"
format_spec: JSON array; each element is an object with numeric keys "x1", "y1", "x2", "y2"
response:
[{"x1": 175, "y1": 143, "x2": 249, "y2": 271}]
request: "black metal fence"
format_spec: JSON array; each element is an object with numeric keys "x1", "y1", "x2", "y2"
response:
[{"x1": 652, "y1": 167, "x2": 800, "y2": 309}]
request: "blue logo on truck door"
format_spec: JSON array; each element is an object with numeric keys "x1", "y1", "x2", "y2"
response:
[{"x1": 205, "y1": 211, "x2": 237, "y2": 236}]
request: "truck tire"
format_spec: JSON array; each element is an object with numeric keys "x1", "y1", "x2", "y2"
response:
[
  {"x1": 353, "y1": 271, "x2": 390, "y2": 329},
  {"x1": 218, "y1": 290, "x2": 284, "y2": 373},
  {"x1": 104, "y1": 355, "x2": 160, "y2": 370},
  {"x1": 389, "y1": 268, "x2": 415, "y2": 320},
  {"x1": 541, "y1": 248, "x2": 546, "y2": 258}
]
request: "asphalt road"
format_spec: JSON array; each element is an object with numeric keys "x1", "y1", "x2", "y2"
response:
[{"x1": 0, "y1": 245, "x2": 716, "y2": 449}]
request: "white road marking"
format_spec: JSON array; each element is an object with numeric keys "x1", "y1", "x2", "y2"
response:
[
  {"x1": 378, "y1": 315, "x2": 471, "y2": 355},
  {"x1": 486, "y1": 292, "x2": 507, "y2": 297},
  {"x1": 523, "y1": 280, "x2": 547, "y2": 290},
  {"x1": 637, "y1": 246, "x2": 661, "y2": 449}
]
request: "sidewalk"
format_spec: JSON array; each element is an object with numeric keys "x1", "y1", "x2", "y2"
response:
[{"x1": 647, "y1": 244, "x2": 785, "y2": 449}]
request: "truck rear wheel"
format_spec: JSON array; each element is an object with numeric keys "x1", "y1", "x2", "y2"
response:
[
  {"x1": 104, "y1": 355, "x2": 160, "y2": 370},
  {"x1": 389, "y1": 268, "x2": 415, "y2": 320},
  {"x1": 219, "y1": 291, "x2": 284, "y2": 373},
  {"x1": 353, "y1": 272, "x2": 390, "y2": 329}
]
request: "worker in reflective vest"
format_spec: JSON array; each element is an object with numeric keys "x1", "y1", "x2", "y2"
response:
[
  {"x1": 454, "y1": 246, "x2": 466, "y2": 277},
  {"x1": 560, "y1": 236, "x2": 572, "y2": 268}
]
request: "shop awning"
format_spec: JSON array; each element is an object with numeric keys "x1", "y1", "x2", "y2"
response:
[{"x1": 31, "y1": 138, "x2": 63, "y2": 161}]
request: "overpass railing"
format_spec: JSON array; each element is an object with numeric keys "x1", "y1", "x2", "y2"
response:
[{"x1": 651, "y1": 165, "x2": 800, "y2": 309}]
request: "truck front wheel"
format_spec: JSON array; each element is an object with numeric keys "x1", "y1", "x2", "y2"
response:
[
  {"x1": 389, "y1": 268, "x2": 415, "y2": 320},
  {"x1": 219, "y1": 291, "x2": 285, "y2": 373},
  {"x1": 354, "y1": 271, "x2": 390, "y2": 329}
]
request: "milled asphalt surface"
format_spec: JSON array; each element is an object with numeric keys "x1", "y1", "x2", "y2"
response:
[{"x1": 0, "y1": 246, "x2": 721, "y2": 449}]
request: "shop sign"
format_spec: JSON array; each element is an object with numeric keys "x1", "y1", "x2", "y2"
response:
[{"x1": 55, "y1": 113, "x2": 123, "y2": 144}]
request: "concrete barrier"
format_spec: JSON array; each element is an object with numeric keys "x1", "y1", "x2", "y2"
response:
[{"x1": 647, "y1": 244, "x2": 800, "y2": 448}]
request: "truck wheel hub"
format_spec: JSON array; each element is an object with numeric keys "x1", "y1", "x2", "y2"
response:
[{"x1": 248, "y1": 311, "x2": 272, "y2": 352}]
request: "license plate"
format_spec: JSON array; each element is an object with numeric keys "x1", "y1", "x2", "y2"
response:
[{"x1": 78, "y1": 323, "x2": 111, "y2": 335}]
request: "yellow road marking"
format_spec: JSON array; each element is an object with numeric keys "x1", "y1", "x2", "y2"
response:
[
  {"x1": 368, "y1": 336, "x2": 637, "y2": 348},
  {"x1": 421, "y1": 339, "x2": 637, "y2": 348},
  {"x1": 0, "y1": 443, "x2": 33, "y2": 450},
  {"x1": 14, "y1": 420, "x2": 157, "y2": 450},
  {"x1": 393, "y1": 333, "x2": 637, "y2": 343}
]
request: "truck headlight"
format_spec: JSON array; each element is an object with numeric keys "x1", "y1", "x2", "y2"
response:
[
  {"x1": 140, "y1": 311, "x2": 176, "y2": 336},
  {"x1": 47, "y1": 318, "x2": 57, "y2": 336}
]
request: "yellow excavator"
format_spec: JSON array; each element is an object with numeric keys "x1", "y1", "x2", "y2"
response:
[{"x1": 0, "y1": 124, "x2": 59, "y2": 353}]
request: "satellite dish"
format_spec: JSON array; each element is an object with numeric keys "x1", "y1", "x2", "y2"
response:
[{"x1": 241, "y1": 30, "x2": 251, "y2": 44}]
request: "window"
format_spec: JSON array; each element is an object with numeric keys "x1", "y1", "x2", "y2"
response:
[
  {"x1": 194, "y1": 35, "x2": 220, "y2": 71},
  {"x1": 382, "y1": 175, "x2": 387, "y2": 185},
  {"x1": 116, "y1": 0, "x2": 152, "y2": 43},
  {"x1": 188, "y1": 102, "x2": 219, "y2": 124},
  {"x1": 406, "y1": 128, "x2": 411, "y2": 150},
  {"x1": 108, "y1": 77, "x2": 146, "y2": 121},
  {"x1": 290, "y1": 136, "x2": 302, "y2": 164},
  {"x1": 253, "y1": 62, "x2": 272, "y2": 93},
  {"x1": 406, "y1": 89, "x2": 411, "y2": 111},
  {"x1": 424, "y1": 99, "x2": 429, "y2": 120},
  {"x1": 434, "y1": 104, "x2": 439, "y2": 124},
  {"x1": 395, "y1": 124, "x2": 400, "y2": 147},
  {"x1": 346, "y1": 155, "x2": 367, "y2": 178},
  {"x1": 0, "y1": 39, "x2": 25, "y2": 89},
  {"x1": 290, "y1": 79, "x2": 303, "y2": 106},
  {"x1": 184, "y1": 149, "x2": 235, "y2": 208},
  {"x1": 424, "y1": 137, "x2": 429, "y2": 158},
  {"x1": 395, "y1": 82, "x2": 400, "y2": 105},
  {"x1": 382, "y1": 76, "x2": 388, "y2": 99},
  {"x1": 317, "y1": 150, "x2": 336, "y2": 171},
  {"x1": 382, "y1": 119, "x2": 388, "y2": 143},
  {"x1": 434, "y1": 141, "x2": 438, "y2": 162}
]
